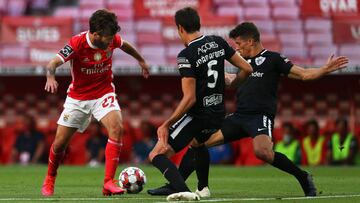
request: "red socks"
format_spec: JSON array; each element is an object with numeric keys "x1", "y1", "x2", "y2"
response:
[
  {"x1": 104, "y1": 138, "x2": 122, "y2": 184},
  {"x1": 47, "y1": 144, "x2": 65, "y2": 177}
]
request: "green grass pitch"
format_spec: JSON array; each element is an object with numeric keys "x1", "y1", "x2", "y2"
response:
[{"x1": 0, "y1": 165, "x2": 359, "y2": 202}]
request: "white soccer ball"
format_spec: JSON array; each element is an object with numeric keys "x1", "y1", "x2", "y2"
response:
[{"x1": 118, "y1": 167, "x2": 147, "y2": 194}]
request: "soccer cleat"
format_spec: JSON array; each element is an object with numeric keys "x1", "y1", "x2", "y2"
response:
[
  {"x1": 166, "y1": 192, "x2": 200, "y2": 201},
  {"x1": 102, "y1": 180, "x2": 125, "y2": 196},
  {"x1": 300, "y1": 172, "x2": 317, "y2": 197},
  {"x1": 147, "y1": 183, "x2": 176, "y2": 196},
  {"x1": 41, "y1": 175, "x2": 56, "y2": 196},
  {"x1": 195, "y1": 186, "x2": 211, "y2": 198}
]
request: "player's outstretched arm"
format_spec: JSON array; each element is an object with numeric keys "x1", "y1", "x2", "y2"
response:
[
  {"x1": 157, "y1": 77, "x2": 196, "y2": 148},
  {"x1": 44, "y1": 56, "x2": 63, "y2": 94},
  {"x1": 288, "y1": 54, "x2": 349, "y2": 81},
  {"x1": 225, "y1": 52, "x2": 253, "y2": 88},
  {"x1": 120, "y1": 40, "x2": 150, "y2": 78}
]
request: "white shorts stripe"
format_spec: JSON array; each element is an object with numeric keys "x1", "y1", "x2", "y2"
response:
[
  {"x1": 170, "y1": 115, "x2": 193, "y2": 139},
  {"x1": 268, "y1": 118, "x2": 272, "y2": 138}
]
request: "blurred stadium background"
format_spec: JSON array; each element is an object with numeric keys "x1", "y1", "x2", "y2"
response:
[{"x1": 0, "y1": 0, "x2": 360, "y2": 168}]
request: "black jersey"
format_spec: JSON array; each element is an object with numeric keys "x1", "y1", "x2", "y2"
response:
[
  {"x1": 177, "y1": 35, "x2": 236, "y2": 120},
  {"x1": 236, "y1": 49, "x2": 293, "y2": 118}
]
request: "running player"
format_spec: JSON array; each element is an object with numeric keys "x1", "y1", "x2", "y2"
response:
[
  {"x1": 40, "y1": 9, "x2": 150, "y2": 196},
  {"x1": 150, "y1": 22, "x2": 348, "y2": 198},
  {"x1": 148, "y1": 7, "x2": 252, "y2": 201}
]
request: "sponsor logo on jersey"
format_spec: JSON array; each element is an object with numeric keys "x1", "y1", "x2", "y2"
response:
[
  {"x1": 255, "y1": 56, "x2": 266, "y2": 66},
  {"x1": 94, "y1": 52, "x2": 102, "y2": 61},
  {"x1": 197, "y1": 41, "x2": 219, "y2": 54},
  {"x1": 251, "y1": 71, "x2": 264, "y2": 78},
  {"x1": 203, "y1": 94, "x2": 223, "y2": 107},
  {"x1": 59, "y1": 45, "x2": 73, "y2": 58}
]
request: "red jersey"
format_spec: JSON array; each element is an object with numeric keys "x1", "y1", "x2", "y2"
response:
[{"x1": 56, "y1": 31, "x2": 123, "y2": 100}]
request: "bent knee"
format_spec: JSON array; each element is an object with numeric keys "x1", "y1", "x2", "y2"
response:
[
  {"x1": 109, "y1": 123, "x2": 124, "y2": 138},
  {"x1": 254, "y1": 148, "x2": 274, "y2": 163}
]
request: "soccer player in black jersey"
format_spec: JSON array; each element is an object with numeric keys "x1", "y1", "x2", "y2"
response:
[
  {"x1": 149, "y1": 22, "x2": 349, "y2": 198},
  {"x1": 147, "y1": 8, "x2": 252, "y2": 201}
]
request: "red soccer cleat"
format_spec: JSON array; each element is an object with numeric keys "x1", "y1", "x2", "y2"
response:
[
  {"x1": 102, "y1": 180, "x2": 125, "y2": 196},
  {"x1": 41, "y1": 175, "x2": 56, "y2": 196}
]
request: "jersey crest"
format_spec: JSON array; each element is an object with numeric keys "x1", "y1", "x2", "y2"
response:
[{"x1": 255, "y1": 56, "x2": 266, "y2": 66}]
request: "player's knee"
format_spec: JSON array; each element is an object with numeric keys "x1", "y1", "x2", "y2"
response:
[
  {"x1": 108, "y1": 123, "x2": 124, "y2": 138},
  {"x1": 254, "y1": 148, "x2": 274, "y2": 163}
]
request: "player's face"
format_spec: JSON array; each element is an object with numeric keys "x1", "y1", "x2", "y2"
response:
[
  {"x1": 233, "y1": 36, "x2": 252, "y2": 58},
  {"x1": 93, "y1": 33, "x2": 114, "y2": 50}
]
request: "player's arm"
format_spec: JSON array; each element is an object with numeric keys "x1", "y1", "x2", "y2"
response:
[
  {"x1": 288, "y1": 54, "x2": 348, "y2": 81},
  {"x1": 120, "y1": 40, "x2": 150, "y2": 78},
  {"x1": 226, "y1": 52, "x2": 253, "y2": 87},
  {"x1": 44, "y1": 56, "x2": 64, "y2": 93},
  {"x1": 157, "y1": 77, "x2": 196, "y2": 147}
]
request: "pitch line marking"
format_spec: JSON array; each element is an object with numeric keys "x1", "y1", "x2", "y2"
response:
[
  {"x1": 155, "y1": 194, "x2": 360, "y2": 202},
  {"x1": 1, "y1": 194, "x2": 360, "y2": 202}
]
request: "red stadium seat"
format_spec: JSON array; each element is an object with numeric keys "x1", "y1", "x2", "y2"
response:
[
  {"x1": 304, "y1": 18, "x2": 332, "y2": 33},
  {"x1": 272, "y1": 6, "x2": 300, "y2": 20},
  {"x1": 306, "y1": 33, "x2": 333, "y2": 45},
  {"x1": 53, "y1": 6, "x2": 79, "y2": 18},
  {"x1": 135, "y1": 19, "x2": 162, "y2": 33},
  {"x1": 7, "y1": 0, "x2": 27, "y2": 16},
  {"x1": 275, "y1": 20, "x2": 303, "y2": 33},
  {"x1": 242, "y1": 0, "x2": 268, "y2": 7},
  {"x1": 250, "y1": 20, "x2": 275, "y2": 34},
  {"x1": 216, "y1": 6, "x2": 244, "y2": 18},
  {"x1": 107, "y1": 0, "x2": 133, "y2": 7},
  {"x1": 244, "y1": 6, "x2": 271, "y2": 20},
  {"x1": 79, "y1": 0, "x2": 105, "y2": 9},
  {"x1": 270, "y1": 0, "x2": 297, "y2": 6},
  {"x1": 309, "y1": 45, "x2": 338, "y2": 58}
]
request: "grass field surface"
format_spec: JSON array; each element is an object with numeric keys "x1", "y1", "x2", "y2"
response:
[{"x1": 0, "y1": 165, "x2": 359, "y2": 202}]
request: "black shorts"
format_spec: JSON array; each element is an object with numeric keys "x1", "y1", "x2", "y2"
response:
[
  {"x1": 168, "y1": 114, "x2": 222, "y2": 152},
  {"x1": 221, "y1": 113, "x2": 274, "y2": 143}
]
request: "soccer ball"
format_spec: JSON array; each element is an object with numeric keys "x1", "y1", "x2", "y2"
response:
[{"x1": 118, "y1": 167, "x2": 147, "y2": 194}]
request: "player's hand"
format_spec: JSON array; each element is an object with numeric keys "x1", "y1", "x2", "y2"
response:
[
  {"x1": 157, "y1": 124, "x2": 169, "y2": 149},
  {"x1": 139, "y1": 60, "x2": 150, "y2": 79},
  {"x1": 324, "y1": 54, "x2": 349, "y2": 73},
  {"x1": 45, "y1": 76, "x2": 59, "y2": 94}
]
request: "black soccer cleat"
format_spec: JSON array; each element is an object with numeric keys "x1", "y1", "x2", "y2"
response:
[
  {"x1": 300, "y1": 172, "x2": 317, "y2": 197},
  {"x1": 147, "y1": 183, "x2": 177, "y2": 196}
]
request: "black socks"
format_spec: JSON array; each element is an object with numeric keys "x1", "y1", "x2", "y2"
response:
[
  {"x1": 271, "y1": 152, "x2": 306, "y2": 181},
  {"x1": 152, "y1": 154, "x2": 190, "y2": 192}
]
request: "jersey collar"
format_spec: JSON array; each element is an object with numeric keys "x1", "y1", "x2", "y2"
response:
[
  {"x1": 86, "y1": 31, "x2": 98, "y2": 49},
  {"x1": 188, "y1": 35, "x2": 205, "y2": 46}
]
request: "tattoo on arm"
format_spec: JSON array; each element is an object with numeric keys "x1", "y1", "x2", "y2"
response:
[{"x1": 46, "y1": 67, "x2": 56, "y2": 76}]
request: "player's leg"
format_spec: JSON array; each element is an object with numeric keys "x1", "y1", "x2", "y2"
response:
[
  {"x1": 94, "y1": 93, "x2": 125, "y2": 195},
  {"x1": 251, "y1": 116, "x2": 317, "y2": 196},
  {"x1": 148, "y1": 115, "x2": 201, "y2": 200},
  {"x1": 42, "y1": 96, "x2": 91, "y2": 196},
  {"x1": 41, "y1": 125, "x2": 77, "y2": 196}
]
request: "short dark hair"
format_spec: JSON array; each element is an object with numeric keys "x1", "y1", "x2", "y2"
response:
[
  {"x1": 89, "y1": 9, "x2": 121, "y2": 36},
  {"x1": 229, "y1": 22, "x2": 260, "y2": 42},
  {"x1": 175, "y1": 7, "x2": 201, "y2": 33}
]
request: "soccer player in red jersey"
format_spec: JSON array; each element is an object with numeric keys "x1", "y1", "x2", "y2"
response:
[{"x1": 41, "y1": 9, "x2": 150, "y2": 196}]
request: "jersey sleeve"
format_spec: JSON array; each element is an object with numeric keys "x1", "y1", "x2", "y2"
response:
[
  {"x1": 177, "y1": 50, "x2": 195, "y2": 78},
  {"x1": 56, "y1": 37, "x2": 77, "y2": 63},
  {"x1": 113, "y1": 34, "x2": 123, "y2": 48},
  {"x1": 216, "y1": 36, "x2": 236, "y2": 60},
  {"x1": 275, "y1": 53, "x2": 293, "y2": 75}
]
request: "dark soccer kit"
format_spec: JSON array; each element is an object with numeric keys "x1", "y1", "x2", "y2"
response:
[
  {"x1": 222, "y1": 49, "x2": 293, "y2": 142},
  {"x1": 168, "y1": 35, "x2": 235, "y2": 152}
]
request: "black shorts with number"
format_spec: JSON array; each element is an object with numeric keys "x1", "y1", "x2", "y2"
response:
[
  {"x1": 168, "y1": 114, "x2": 222, "y2": 153},
  {"x1": 221, "y1": 113, "x2": 274, "y2": 143}
]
